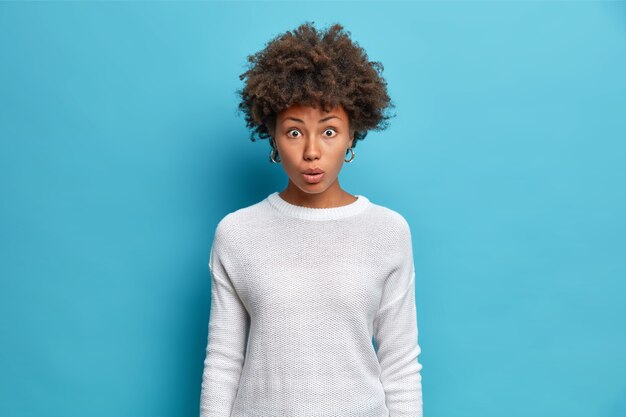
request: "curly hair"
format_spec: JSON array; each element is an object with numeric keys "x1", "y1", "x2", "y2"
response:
[{"x1": 236, "y1": 21, "x2": 395, "y2": 150}]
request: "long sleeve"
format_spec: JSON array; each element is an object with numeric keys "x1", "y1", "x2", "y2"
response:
[
  {"x1": 373, "y1": 218, "x2": 424, "y2": 417},
  {"x1": 200, "y1": 223, "x2": 250, "y2": 417}
]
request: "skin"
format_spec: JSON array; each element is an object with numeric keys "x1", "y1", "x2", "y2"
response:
[{"x1": 270, "y1": 103, "x2": 357, "y2": 209}]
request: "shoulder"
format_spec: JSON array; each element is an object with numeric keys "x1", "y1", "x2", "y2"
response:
[
  {"x1": 365, "y1": 199, "x2": 412, "y2": 235},
  {"x1": 361, "y1": 199, "x2": 415, "y2": 263},
  {"x1": 213, "y1": 197, "x2": 269, "y2": 239},
  {"x1": 357, "y1": 198, "x2": 413, "y2": 252}
]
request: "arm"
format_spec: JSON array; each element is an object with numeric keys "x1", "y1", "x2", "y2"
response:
[
  {"x1": 200, "y1": 225, "x2": 250, "y2": 417},
  {"x1": 373, "y1": 218, "x2": 424, "y2": 417}
]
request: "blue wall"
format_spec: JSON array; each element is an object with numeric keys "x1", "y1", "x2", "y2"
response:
[{"x1": 1, "y1": 1, "x2": 625, "y2": 416}]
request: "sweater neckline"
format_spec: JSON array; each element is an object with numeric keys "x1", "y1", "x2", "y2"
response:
[{"x1": 267, "y1": 191, "x2": 370, "y2": 221}]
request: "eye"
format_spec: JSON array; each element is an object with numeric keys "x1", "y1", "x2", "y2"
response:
[
  {"x1": 287, "y1": 129, "x2": 301, "y2": 138},
  {"x1": 323, "y1": 128, "x2": 337, "y2": 138}
]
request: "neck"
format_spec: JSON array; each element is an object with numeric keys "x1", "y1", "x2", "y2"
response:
[{"x1": 279, "y1": 182, "x2": 356, "y2": 209}]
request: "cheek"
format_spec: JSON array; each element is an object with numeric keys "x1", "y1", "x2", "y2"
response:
[
  {"x1": 327, "y1": 153, "x2": 347, "y2": 173},
  {"x1": 280, "y1": 154, "x2": 300, "y2": 173}
]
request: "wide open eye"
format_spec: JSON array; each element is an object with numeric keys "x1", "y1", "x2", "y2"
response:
[
  {"x1": 287, "y1": 129, "x2": 301, "y2": 138},
  {"x1": 323, "y1": 128, "x2": 337, "y2": 138}
]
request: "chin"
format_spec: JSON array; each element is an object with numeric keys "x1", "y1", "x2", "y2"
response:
[{"x1": 297, "y1": 182, "x2": 327, "y2": 193}]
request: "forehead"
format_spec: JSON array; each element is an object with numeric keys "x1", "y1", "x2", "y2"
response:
[{"x1": 277, "y1": 103, "x2": 347, "y2": 122}]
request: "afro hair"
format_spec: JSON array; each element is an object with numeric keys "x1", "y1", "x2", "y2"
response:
[{"x1": 235, "y1": 21, "x2": 396, "y2": 150}]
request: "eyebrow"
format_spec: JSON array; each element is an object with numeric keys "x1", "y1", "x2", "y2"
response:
[{"x1": 282, "y1": 115, "x2": 342, "y2": 123}]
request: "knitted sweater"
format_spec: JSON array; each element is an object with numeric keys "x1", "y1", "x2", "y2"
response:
[{"x1": 200, "y1": 191, "x2": 423, "y2": 417}]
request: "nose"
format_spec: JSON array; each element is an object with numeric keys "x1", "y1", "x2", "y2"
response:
[{"x1": 303, "y1": 137, "x2": 321, "y2": 160}]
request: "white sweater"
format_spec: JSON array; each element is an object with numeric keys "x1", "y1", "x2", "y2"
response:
[{"x1": 200, "y1": 191, "x2": 423, "y2": 417}]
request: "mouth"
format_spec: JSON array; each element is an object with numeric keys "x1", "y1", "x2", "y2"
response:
[
  {"x1": 302, "y1": 168, "x2": 325, "y2": 175},
  {"x1": 302, "y1": 171, "x2": 325, "y2": 184}
]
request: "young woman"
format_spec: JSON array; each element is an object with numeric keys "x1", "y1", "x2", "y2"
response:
[{"x1": 200, "y1": 22, "x2": 423, "y2": 417}]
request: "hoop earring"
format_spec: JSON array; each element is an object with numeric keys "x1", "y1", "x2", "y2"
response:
[
  {"x1": 344, "y1": 147, "x2": 355, "y2": 163},
  {"x1": 270, "y1": 147, "x2": 281, "y2": 163}
]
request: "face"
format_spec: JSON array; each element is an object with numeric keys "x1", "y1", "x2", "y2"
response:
[{"x1": 272, "y1": 103, "x2": 354, "y2": 196}]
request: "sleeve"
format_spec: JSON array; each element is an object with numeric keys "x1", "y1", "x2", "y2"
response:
[
  {"x1": 373, "y1": 217, "x2": 424, "y2": 417},
  {"x1": 200, "y1": 225, "x2": 250, "y2": 417}
]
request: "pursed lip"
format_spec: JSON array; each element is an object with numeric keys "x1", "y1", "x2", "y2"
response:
[{"x1": 302, "y1": 168, "x2": 324, "y2": 174}]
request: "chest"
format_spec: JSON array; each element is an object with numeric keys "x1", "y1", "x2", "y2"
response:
[{"x1": 230, "y1": 225, "x2": 392, "y2": 321}]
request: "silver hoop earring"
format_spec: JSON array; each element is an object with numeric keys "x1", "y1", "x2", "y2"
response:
[
  {"x1": 344, "y1": 147, "x2": 355, "y2": 163},
  {"x1": 270, "y1": 147, "x2": 281, "y2": 163}
]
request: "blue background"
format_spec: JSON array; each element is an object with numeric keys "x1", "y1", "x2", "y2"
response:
[{"x1": 1, "y1": 1, "x2": 625, "y2": 416}]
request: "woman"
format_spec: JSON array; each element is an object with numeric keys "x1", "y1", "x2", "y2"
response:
[{"x1": 200, "y1": 22, "x2": 423, "y2": 417}]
